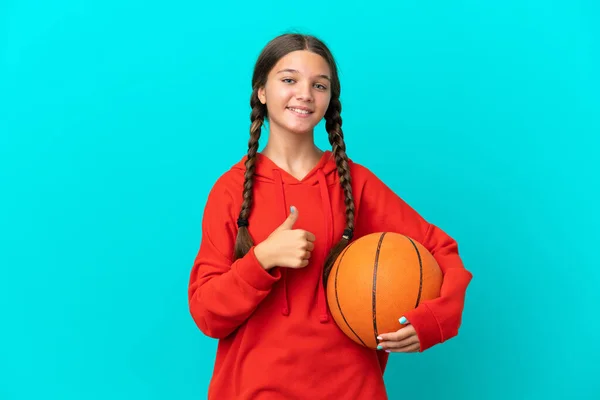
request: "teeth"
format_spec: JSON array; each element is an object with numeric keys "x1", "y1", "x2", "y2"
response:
[{"x1": 289, "y1": 107, "x2": 310, "y2": 114}]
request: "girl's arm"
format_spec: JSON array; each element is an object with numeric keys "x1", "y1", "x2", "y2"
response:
[
  {"x1": 188, "y1": 184, "x2": 281, "y2": 339},
  {"x1": 354, "y1": 166, "x2": 473, "y2": 351}
]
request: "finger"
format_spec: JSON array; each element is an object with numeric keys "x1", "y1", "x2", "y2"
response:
[
  {"x1": 305, "y1": 231, "x2": 316, "y2": 242},
  {"x1": 387, "y1": 342, "x2": 420, "y2": 353},
  {"x1": 377, "y1": 324, "x2": 415, "y2": 342},
  {"x1": 379, "y1": 335, "x2": 419, "y2": 350},
  {"x1": 303, "y1": 251, "x2": 311, "y2": 260},
  {"x1": 278, "y1": 206, "x2": 298, "y2": 230},
  {"x1": 305, "y1": 241, "x2": 315, "y2": 251}
]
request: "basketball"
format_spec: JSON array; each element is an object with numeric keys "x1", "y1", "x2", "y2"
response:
[{"x1": 326, "y1": 232, "x2": 443, "y2": 349}]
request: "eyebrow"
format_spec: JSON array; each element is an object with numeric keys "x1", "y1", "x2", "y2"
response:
[{"x1": 276, "y1": 68, "x2": 331, "y2": 81}]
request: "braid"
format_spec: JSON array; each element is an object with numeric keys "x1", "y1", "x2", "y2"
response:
[
  {"x1": 323, "y1": 97, "x2": 355, "y2": 285},
  {"x1": 234, "y1": 89, "x2": 265, "y2": 260}
]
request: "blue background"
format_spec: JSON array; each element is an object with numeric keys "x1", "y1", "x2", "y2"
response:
[{"x1": 1, "y1": 0, "x2": 598, "y2": 399}]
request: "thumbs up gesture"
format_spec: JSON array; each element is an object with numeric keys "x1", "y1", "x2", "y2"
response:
[{"x1": 254, "y1": 206, "x2": 316, "y2": 270}]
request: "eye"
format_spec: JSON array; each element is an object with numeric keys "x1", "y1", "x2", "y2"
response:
[
  {"x1": 314, "y1": 83, "x2": 328, "y2": 90},
  {"x1": 282, "y1": 78, "x2": 295, "y2": 84}
]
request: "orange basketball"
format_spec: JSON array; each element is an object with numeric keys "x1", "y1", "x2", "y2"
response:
[{"x1": 326, "y1": 232, "x2": 443, "y2": 349}]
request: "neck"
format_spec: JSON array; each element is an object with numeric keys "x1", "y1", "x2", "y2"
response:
[{"x1": 261, "y1": 126, "x2": 324, "y2": 176}]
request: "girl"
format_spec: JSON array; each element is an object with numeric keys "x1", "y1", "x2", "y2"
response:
[{"x1": 188, "y1": 33, "x2": 472, "y2": 399}]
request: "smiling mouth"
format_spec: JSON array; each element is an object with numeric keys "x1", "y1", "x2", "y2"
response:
[{"x1": 287, "y1": 107, "x2": 313, "y2": 115}]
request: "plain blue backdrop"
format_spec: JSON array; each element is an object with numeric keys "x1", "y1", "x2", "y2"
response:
[{"x1": 1, "y1": 0, "x2": 599, "y2": 399}]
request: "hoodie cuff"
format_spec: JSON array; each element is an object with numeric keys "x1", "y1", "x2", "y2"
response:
[
  {"x1": 232, "y1": 246, "x2": 281, "y2": 291},
  {"x1": 403, "y1": 303, "x2": 443, "y2": 352}
]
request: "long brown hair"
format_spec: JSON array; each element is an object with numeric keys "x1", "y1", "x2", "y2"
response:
[{"x1": 233, "y1": 33, "x2": 355, "y2": 287}]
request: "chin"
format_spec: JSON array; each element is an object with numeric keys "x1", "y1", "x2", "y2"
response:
[
  {"x1": 286, "y1": 117, "x2": 324, "y2": 134},
  {"x1": 268, "y1": 112, "x2": 324, "y2": 136},
  {"x1": 286, "y1": 124, "x2": 318, "y2": 135}
]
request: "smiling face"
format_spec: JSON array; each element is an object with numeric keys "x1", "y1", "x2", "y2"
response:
[{"x1": 257, "y1": 50, "x2": 332, "y2": 136}]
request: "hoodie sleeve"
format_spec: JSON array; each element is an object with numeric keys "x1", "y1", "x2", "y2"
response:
[
  {"x1": 188, "y1": 181, "x2": 281, "y2": 339},
  {"x1": 354, "y1": 166, "x2": 473, "y2": 352}
]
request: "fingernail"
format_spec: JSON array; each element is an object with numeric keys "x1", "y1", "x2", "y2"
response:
[
  {"x1": 385, "y1": 350, "x2": 390, "y2": 353},
  {"x1": 399, "y1": 316, "x2": 407, "y2": 324},
  {"x1": 377, "y1": 345, "x2": 383, "y2": 350},
  {"x1": 377, "y1": 336, "x2": 382, "y2": 341},
  {"x1": 290, "y1": 206, "x2": 295, "y2": 213}
]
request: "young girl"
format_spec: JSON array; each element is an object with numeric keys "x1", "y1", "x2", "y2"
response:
[{"x1": 188, "y1": 33, "x2": 472, "y2": 399}]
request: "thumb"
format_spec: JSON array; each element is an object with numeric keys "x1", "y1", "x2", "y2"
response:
[{"x1": 278, "y1": 206, "x2": 298, "y2": 230}]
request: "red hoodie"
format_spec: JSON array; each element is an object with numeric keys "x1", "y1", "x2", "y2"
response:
[{"x1": 188, "y1": 151, "x2": 472, "y2": 399}]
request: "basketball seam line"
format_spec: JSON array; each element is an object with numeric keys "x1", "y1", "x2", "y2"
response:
[
  {"x1": 334, "y1": 241, "x2": 367, "y2": 347},
  {"x1": 372, "y1": 232, "x2": 386, "y2": 346},
  {"x1": 406, "y1": 236, "x2": 423, "y2": 307}
]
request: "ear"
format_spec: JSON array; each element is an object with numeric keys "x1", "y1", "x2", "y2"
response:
[{"x1": 257, "y1": 87, "x2": 266, "y2": 105}]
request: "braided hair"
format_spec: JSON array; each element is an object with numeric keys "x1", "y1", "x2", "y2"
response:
[
  {"x1": 233, "y1": 88, "x2": 265, "y2": 260},
  {"x1": 233, "y1": 34, "x2": 355, "y2": 289}
]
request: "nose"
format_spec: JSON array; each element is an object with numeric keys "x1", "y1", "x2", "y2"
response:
[{"x1": 295, "y1": 81, "x2": 314, "y2": 102}]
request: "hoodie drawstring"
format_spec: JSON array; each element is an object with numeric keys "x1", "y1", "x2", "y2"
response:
[
  {"x1": 273, "y1": 170, "x2": 290, "y2": 316},
  {"x1": 316, "y1": 169, "x2": 333, "y2": 323},
  {"x1": 272, "y1": 168, "x2": 334, "y2": 323}
]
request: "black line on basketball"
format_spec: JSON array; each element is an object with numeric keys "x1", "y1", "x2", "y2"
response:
[
  {"x1": 334, "y1": 240, "x2": 367, "y2": 347},
  {"x1": 406, "y1": 236, "x2": 424, "y2": 307},
  {"x1": 372, "y1": 232, "x2": 386, "y2": 345}
]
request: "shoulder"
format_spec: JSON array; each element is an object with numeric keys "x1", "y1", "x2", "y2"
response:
[
  {"x1": 203, "y1": 156, "x2": 246, "y2": 213},
  {"x1": 346, "y1": 158, "x2": 400, "y2": 204},
  {"x1": 347, "y1": 158, "x2": 381, "y2": 186},
  {"x1": 209, "y1": 161, "x2": 245, "y2": 195}
]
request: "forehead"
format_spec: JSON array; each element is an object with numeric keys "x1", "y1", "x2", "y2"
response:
[{"x1": 270, "y1": 50, "x2": 331, "y2": 77}]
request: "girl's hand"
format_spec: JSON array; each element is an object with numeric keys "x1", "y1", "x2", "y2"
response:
[
  {"x1": 255, "y1": 206, "x2": 316, "y2": 270},
  {"x1": 376, "y1": 316, "x2": 421, "y2": 353}
]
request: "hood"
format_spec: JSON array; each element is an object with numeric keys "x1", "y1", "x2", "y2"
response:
[
  {"x1": 232, "y1": 150, "x2": 339, "y2": 323},
  {"x1": 233, "y1": 150, "x2": 338, "y2": 184}
]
